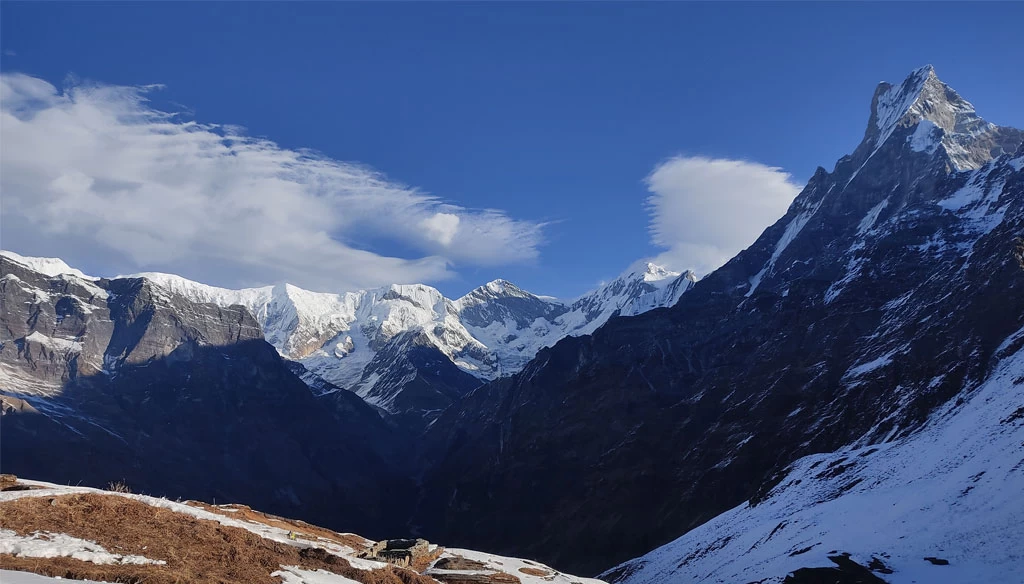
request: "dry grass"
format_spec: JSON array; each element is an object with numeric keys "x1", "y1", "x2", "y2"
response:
[
  {"x1": 184, "y1": 500, "x2": 373, "y2": 554},
  {"x1": 409, "y1": 546, "x2": 445, "y2": 572},
  {"x1": 0, "y1": 492, "x2": 440, "y2": 584},
  {"x1": 105, "y1": 480, "x2": 132, "y2": 493}
]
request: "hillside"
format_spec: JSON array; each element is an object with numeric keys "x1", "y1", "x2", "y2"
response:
[{"x1": 0, "y1": 476, "x2": 603, "y2": 584}]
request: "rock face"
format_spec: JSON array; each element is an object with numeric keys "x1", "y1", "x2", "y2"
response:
[
  {"x1": 413, "y1": 66, "x2": 1024, "y2": 575},
  {"x1": 0, "y1": 257, "x2": 415, "y2": 539}
]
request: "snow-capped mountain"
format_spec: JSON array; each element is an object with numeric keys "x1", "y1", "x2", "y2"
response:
[
  {"x1": 159, "y1": 261, "x2": 694, "y2": 420},
  {"x1": 135, "y1": 260, "x2": 695, "y2": 389},
  {"x1": 413, "y1": 66, "x2": 1024, "y2": 575},
  {"x1": 1, "y1": 249, "x2": 695, "y2": 421}
]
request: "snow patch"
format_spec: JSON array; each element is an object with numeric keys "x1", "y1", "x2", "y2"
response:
[
  {"x1": 907, "y1": 119, "x2": 940, "y2": 153},
  {"x1": 857, "y1": 198, "x2": 890, "y2": 235},
  {"x1": 273, "y1": 566, "x2": 361, "y2": 584},
  {"x1": 23, "y1": 331, "x2": 83, "y2": 354},
  {"x1": 844, "y1": 350, "x2": 897, "y2": 379},
  {"x1": 0, "y1": 529, "x2": 165, "y2": 566}
]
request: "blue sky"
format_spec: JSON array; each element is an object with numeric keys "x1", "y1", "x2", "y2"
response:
[{"x1": 2, "y1": 2, "x2": 1022, "y2": 298}]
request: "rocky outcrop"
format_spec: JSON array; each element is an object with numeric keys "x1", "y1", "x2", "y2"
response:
[{"x1": 0, "y1": 257, "x2": 262, "y2": 393}]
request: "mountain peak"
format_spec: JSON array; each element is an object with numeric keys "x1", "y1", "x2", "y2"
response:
[
  {"x1": 861, "y1": 66, "x2": 1021, "y2": 170},
  {"x1": 867, "y1": 65, "x2": 965, "y2": 149},
  {"x1": 620, "y1": 259, "x2": 680, "y2": 284},
  {"x1": 454, "y1": 278, "x2": 540, "y2": 311},
  {"x1": 473, "y1": 278, "x2": 527, "y2": 298}
]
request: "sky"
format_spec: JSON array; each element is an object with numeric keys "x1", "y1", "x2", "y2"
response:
[{"x1": 2, "y1": 2, "x2": 1022, "y2": 298}]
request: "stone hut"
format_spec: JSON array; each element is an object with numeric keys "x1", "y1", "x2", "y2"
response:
[{"x1": 361, "y1": 538, "x2": 432, "y2": 568}]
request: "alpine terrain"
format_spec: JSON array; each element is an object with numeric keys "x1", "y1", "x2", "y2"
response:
[{"x1": 1, "y1": 65, "x2": 1023, "y2": 584}]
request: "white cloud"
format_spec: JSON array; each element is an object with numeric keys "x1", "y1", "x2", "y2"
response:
[
  {"x1": 421, "y1": 212, "x2": 460, "y2": 246},
  {"x1": 644, "y1": 156, "x2": 802, "y2": 276},
  {"x1": 0, "y1": 73, "x2": 544, "y2": 292}
]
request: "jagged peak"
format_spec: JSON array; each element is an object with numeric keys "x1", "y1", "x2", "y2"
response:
[
  {"x1": 867, "y1": 66, "x2": 967, "y2": 147},
  {"x1": 857, "y1": 65, "x2": 1022, "y2": 171}
]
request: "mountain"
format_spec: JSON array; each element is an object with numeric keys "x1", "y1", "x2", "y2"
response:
[
  {"x1": 3, "y1": 253, "x2": 695, "y2": 425},
  {"x1": 412, "y1": 66, "x2": 1024, "y2": 576},
  {"x1": 0, "y1": 255, "x2": 416, "y2": 538},
  {"x1": 0, "y1": 476, "x2": 605, "y2": 584}
]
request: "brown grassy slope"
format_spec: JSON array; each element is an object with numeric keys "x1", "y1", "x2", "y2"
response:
[
  {"x1": 183, "y1": 500, "x2": 373, "y2": 552},
  {"x1": 0, "y1": 492, "x2": 438, "y2": 584}
]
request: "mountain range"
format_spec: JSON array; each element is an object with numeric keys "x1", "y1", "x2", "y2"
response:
[
  {"x1": 2, "y1": 65, "x2": 1023, "y2": 583},
  {"x1": 0, "y1": 250, "x2": 695, "y2": 426}
]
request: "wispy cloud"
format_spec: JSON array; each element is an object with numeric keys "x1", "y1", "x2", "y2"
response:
[
  {"x1": 0, "y1": 73, "x2": 544, "y2": 291},
  {"x1": 645, "y1": 156, "x2": 801, "y2": 276}
]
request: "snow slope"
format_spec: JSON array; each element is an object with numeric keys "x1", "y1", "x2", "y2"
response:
[{"x1": 605, "y1": 328, "x2": 1024, "y2": 584}]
